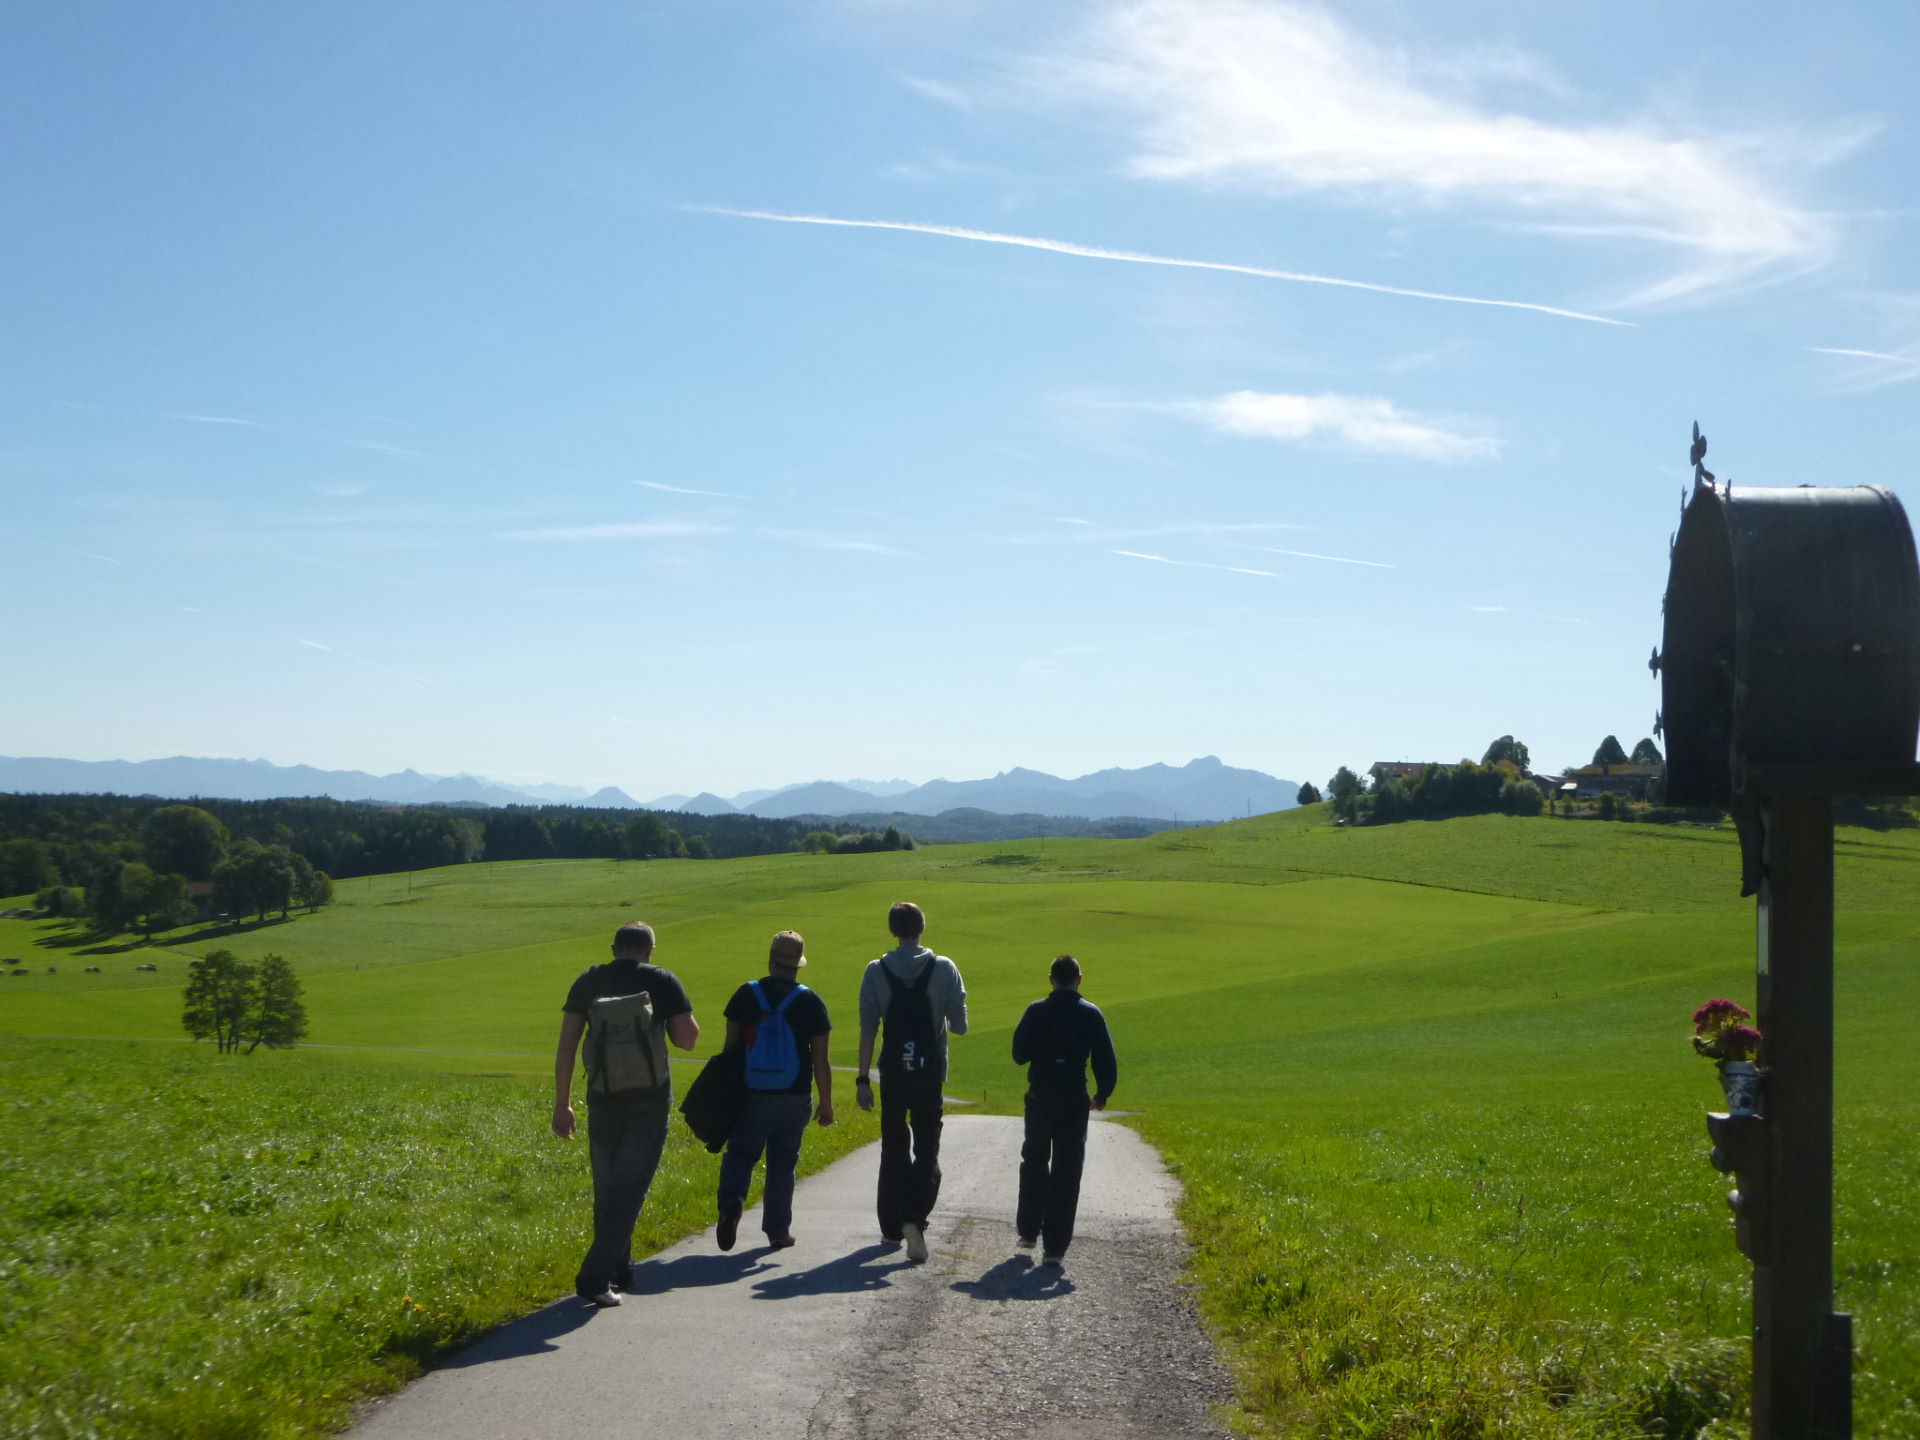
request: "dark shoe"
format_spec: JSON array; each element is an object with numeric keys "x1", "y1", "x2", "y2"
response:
[
  {"x1": 717, "y1": 1202, "x2": 741, "y2": 1252},
  {"x1": 1040, "y1": 1252, "x2": 1065, "y2": 1267},
  {"x1": 766, "y1": 1232, "x2": 796, "y2": 1250},
  {"x1": 1015, "y1": 1234, "x2": 1037, "y2": 1251}
]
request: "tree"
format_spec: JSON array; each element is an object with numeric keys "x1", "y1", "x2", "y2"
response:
[
  {"x1": 1480, "y1": 736, "x2": 1532, "y2": 772},
  {"x1": 84, "y1": 861, "x2": 137, "y2": 934},
  {"x1": 881, "y1": 826, "x2": 904, "y2": 851},
  {"x1": 142, "y1": 805, "x2": 229, "y2": 882},
  {"x1": 684, "y1": 834, "x2": 713, "y2": 860},
  {"x1": 242, "y1": 953, "x2": 308, "y2": 1052},
  {"x1": 214, "y1": 840, "x2": 298, "y2": 923},
  {"x1": 124, "y1": 864, "x2": 191, "y2": 938},
  {"x1": 0, "y1": 837, "x2": 59, "y2": 898},
  {"x1": 183, "y1": 949, "x2": 254, "y2": 1054},
  {"x1": 299, "y1": 869, "x2": 334, "y2": 913},
  {"x1": 1327, "y1": 766, "x2": 1364, "y2": 822},
  {"x1": 36, "y1": 884, "x2": 84, "y2": 918},
  {"x1": 799, "y1": 830, "x2": 837, "y2": 854},
  {"x1": 1592, "y1": 735, "x2": 1630, "y2": 768},
  {"x1": 1294, "y1": 781, "x2": 1321, "y2": 806},
  {"x1": 1630, "y1": 737, "x2": 1664, "y2": 765}
]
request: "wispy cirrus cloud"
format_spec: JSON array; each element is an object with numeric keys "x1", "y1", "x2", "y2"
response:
[
  {"x1": 1043, "y1": 0, "x2": 1847, "y2": 305},
  {"x1": 1114, "y1": 549, "x2": 1280, "y2": 578},
  {"x1": 167, "y1": 412, "x2": 268, "y2": 429},
  {"x1": 1193, "y1": 390, "x2": 1499, "y2": 462},
  {"x1": 761, "y1": 527, "x2": 909, "y2": 558},
  {"x1": 637, "y1": 480, "x2": 744, "y2": 499},
  {"x1": 699, "y1": 207, "x2": 1624, "y2": 326},
  {"x1": 1242, "y1": 545, "x2": 1393, "y2": 569},
  {"x1": 1808, "y1": 345, "x2": 1920, "y2": 388},
  {"x1": 503, "y1": 521, "x2": 730, "y2": 542}
]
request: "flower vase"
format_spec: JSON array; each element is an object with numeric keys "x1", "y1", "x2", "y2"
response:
[{"x1": 1716, "y1": 1060, "x2": 1763, "y2": 1115}]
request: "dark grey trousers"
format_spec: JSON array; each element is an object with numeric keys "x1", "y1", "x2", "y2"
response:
[{"x1": 575, "y1": 1089, "x2": 671, "y2": 1295}]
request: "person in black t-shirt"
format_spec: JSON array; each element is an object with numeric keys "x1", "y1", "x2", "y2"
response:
[
  {"x1": 715, "y1": 930, "x2": 833, "y2": 1251},
  {"x1": 554, "y1": 921, "x2": 699, "y2": 1306},
  {"x1": 1010, "y1": 954, "x2": 1117, "y2": 1266}
]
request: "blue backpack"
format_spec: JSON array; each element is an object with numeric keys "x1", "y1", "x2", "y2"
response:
[{"x1": 744, "y1": 981, "x2": 808, "y2": 1091}]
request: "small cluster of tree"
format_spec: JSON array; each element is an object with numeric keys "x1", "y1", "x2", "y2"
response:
[
  {"x1": 181, "y1": 950, "x2": 308, "y2": 1054},
  {"x1": 799, "y1": 825, "x2": 916, "y2": 854},
  {"x1": 1584, "y1": 735, "x2": 1663, "y2": 770},
  {"x1": 214, "y1": 839, "x2": 332, "y2": 922},
  {"x1": 1316, "y1": 738, "x2": 1545, "y2": 827},
  {"x1": 1294, "y1": 781, "x2": 1322, "y2": 805},
  {"x1": 1367, "y1": 760, "x2": 1543, "y2": 824}
]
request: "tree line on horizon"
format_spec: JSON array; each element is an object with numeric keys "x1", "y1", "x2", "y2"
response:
[{"x1": 0, "y1": 793, "x2": 926, "y2": 927}]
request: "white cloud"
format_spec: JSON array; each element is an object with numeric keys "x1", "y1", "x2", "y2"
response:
[
  {"x1": 636, "y1": 480, "x2": 743, "y2": 498},
  {"x1": 167, "y1": 412, "x2": 267, "y2": 428},
  {"x1": 1047, "y1": 0, "x2": 1843, "y2": 304},
  {"x1": 504, "y1": 521, "x2": 730, "y2": 542},
  {"x1": 1245, "y1": 546, "x2": 1393, "y2": 569},
  {"x1": 701, "y1": 207, "x2": 1624, "y2": 325},
  {"x1": 1809, "y1": 346, "x2": 1920, "y2": 388},
  {"x1": 761, "y1": 528, "x2": 909, "y2": 558},
  {"x1": 1114, "y1": 548, "x2": 1280, "y2": 578},
  {"x1": 1196, "y1": 390, "x2": 1499, "y2": 462}
]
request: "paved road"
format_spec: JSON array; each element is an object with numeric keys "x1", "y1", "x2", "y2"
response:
[{"x1": 352, "y1": 1114, "x2": 1232, "y2": 1440}]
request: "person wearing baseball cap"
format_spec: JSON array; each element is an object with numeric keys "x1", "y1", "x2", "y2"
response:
[{"x1": 714, "y1": 929, "x2": 835, "y2": 1251}]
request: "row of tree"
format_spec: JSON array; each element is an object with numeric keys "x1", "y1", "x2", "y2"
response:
[{"x1": 0, "y1": 792, "x2": 889, "y2": 899}]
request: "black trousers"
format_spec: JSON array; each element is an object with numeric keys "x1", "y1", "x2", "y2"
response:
[
  {"x1": 877, "y1": 1069, "x2": 944, "y2": 1239},
  {"x1": 1017, "y1": 1086, "x2": 1090, "y2": 1255}
]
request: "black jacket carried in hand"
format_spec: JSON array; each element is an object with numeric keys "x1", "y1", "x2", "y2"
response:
[{"x1": 679, "y1": 1047, "x2": 745, "y2": 1152}]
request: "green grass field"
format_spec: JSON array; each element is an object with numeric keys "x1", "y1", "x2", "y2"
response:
[{"x1": 2, "y1": 808, "x2": 1915, "y2": 1437}]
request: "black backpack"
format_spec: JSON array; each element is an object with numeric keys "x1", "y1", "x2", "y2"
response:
[{"x1": 879, "y1": 956, "x2": 938, "y2": 1077}]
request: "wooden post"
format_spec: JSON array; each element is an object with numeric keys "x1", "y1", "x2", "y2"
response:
[{"x1": 1753, "y1": 792, "x2": 1850, "y2": 1439}]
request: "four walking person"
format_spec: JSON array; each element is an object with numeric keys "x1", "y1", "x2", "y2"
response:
[{"x1": 555, "y1": 902, "x2": 1118, "y2": 1302}]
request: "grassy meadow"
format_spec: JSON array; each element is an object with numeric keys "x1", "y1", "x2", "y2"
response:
[{"x1": 2, "y1": 808, "x2": 1916, "y2": 1437}]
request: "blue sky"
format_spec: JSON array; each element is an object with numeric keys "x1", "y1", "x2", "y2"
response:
[{"x1": 5, "y1": 0, "x2": 1916, "y2": 799}]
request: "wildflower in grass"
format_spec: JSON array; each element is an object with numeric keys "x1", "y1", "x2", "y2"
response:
[{"x1": 1690, "y1": 998, "x2": 1761, "y2": 1060}]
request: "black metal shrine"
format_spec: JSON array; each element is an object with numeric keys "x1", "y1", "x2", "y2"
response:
[{"x1": 1656, "y1": 424, "x2": 1920, "y2": 1440}]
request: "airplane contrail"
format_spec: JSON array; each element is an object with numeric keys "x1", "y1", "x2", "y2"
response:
[{"x1": 697, "y1": 206, "x2": 1631, "y2": 327}]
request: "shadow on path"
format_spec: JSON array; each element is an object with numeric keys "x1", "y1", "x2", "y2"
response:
[
  {"x1": 436, "y1": 1300, "x2": 597, "y2": 1369},
  {"x1": 751, "y1": 1244, "x2": 914, "y2": 1300},
  {"x1": 951, "y1": 1256, "x2": 1075, "y2": 1301},
  {"x1": 625, "y1": 1253, "x2": 773, "y2": 1296}
]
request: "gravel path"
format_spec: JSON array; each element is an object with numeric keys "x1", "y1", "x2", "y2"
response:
[{"x1": 351, "y1": 1114, "x2": 1233, "y2": 1440}]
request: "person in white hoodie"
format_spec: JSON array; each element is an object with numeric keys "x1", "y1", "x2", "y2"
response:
[{"x1": 854, "y1": 901, "x2": 968, "y2": 1262}]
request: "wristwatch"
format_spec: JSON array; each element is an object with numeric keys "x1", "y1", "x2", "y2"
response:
[{"x1": 856, "y1": 1073, "x2": 871, "y2": 1084}]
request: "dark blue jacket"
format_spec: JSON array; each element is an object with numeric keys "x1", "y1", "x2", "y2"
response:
[{"x1": 1011, "y1": 990, "x2": 1117, "y2": 1103}]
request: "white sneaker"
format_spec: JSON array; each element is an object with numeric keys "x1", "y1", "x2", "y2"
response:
[
  {"x1": 582, "y1": 1288, "x2": 622, "y2": 1307},
  {"x1": 902, "y1": 1221, "x2": 928, "y2": 1263}
]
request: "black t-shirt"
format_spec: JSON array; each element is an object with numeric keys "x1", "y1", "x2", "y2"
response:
[
  {"x1": 563, "y1": 959, "x2": 694, "y2": 1025},
  {"x1": 723, "y1": 976, "x2": 831, "y2": 1096}
]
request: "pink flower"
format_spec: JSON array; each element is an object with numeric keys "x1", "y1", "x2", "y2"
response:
[{"x1": 1691, "y1": 997, "x2": 1751, "y2": 1034}]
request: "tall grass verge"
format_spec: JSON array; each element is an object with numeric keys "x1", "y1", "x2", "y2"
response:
[{"x1": 0, "y1": 1039, "x2": 875, "y2": 1440}]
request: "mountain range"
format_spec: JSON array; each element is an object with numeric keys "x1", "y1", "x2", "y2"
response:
[{"x1": 0, "y1": 754, "x2": 1298, "y2": 823}]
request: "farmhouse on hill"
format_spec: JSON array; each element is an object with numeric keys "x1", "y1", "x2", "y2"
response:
[{"x1": 1563, "y1": 763, "x2": 1662, "y2": 800}]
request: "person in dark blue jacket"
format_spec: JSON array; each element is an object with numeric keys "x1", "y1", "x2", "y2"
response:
[{"x1": 1009, "y1": 954, "x2": 1117, "y2": 1265}]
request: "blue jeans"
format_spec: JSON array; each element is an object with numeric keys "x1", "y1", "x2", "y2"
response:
[
  {"x1": 718, "y1": 1091, "x2": 813, "y2": 1238},
  {"x1": 575, "y1": 1090, "x2": 671, "y2": 1295}
]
